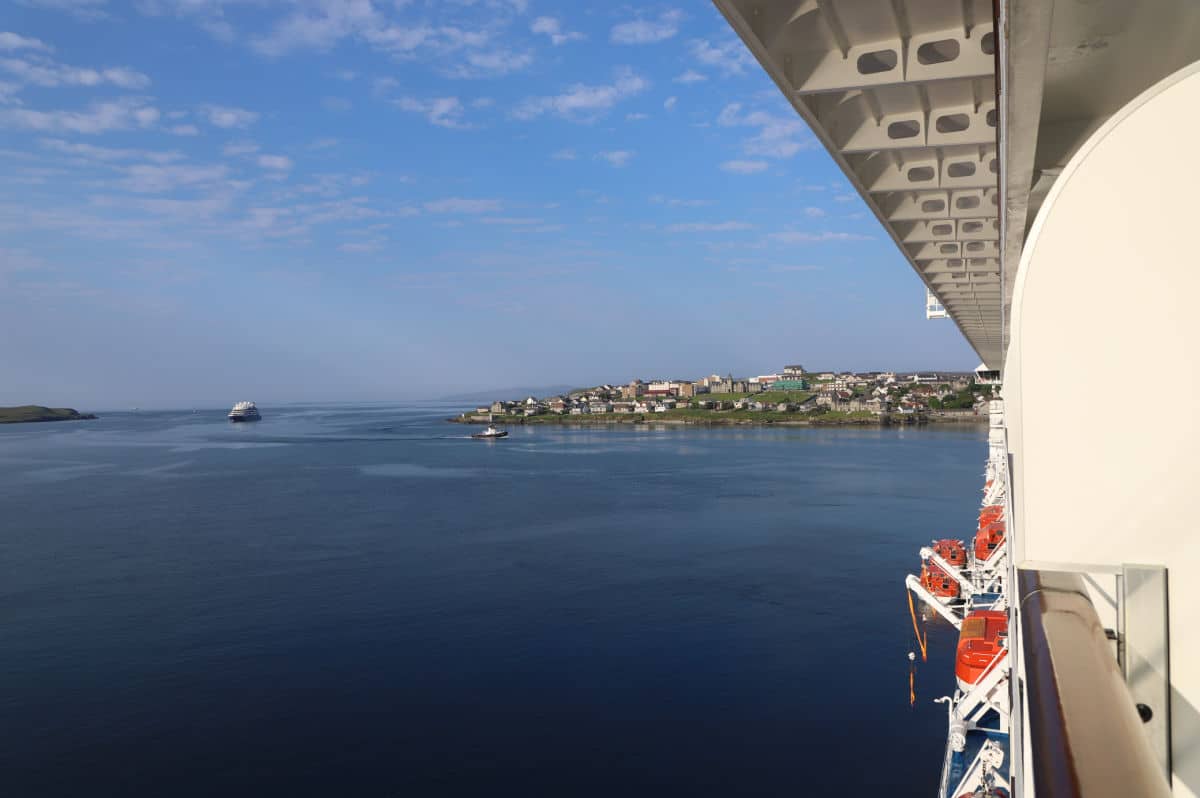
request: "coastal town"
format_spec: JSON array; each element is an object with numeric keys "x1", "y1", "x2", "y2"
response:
[{"x1": 454, "y1": 364, "x2": 999, "y2": 426}]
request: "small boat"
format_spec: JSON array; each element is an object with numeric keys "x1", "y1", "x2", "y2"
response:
[
  {"x1": 974, "y1": 512, "x2": 1006, "y2": 563},
  {"x1": 921, "y1": 561, "x2": 961, "y2": 601},
  {"x1": 955, "y1": 610, "x2": 1008, "y2": 691},
  {"x1": 471, "y1": 424, "x2": 508, "y2": 439},
  {"x1": 932, "y1": 538, "x2": 967, "y2": 568},
  {"x1": 228, "y1": 401, "x2": 261, "y2": 422}
]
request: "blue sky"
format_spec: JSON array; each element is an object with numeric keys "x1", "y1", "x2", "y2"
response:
[{"x1": 1, "y1": 1, "x2": 978, "y2": 408}]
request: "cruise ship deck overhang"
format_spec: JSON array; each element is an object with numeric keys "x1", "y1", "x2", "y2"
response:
[{"x1": 712, "y1": 0, "x2": 1200, "y2": 371}]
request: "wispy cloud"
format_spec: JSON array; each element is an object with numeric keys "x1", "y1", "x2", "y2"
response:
[
  {"x1": 804, "y1": 206, "x2": 826, "y2": 218},
  {"x1": 258, "y1": 154, "x2": 293, "y2": 171},
  {"x1": 249, "y1": 5, "x2": 531, "y2": 79},
  {"x1": 393, "y1": 96, "x2": 468, "y2": 128},
  {"x1": 0, "y1": 56, "x2": 150, "y2": 89},
  {"x1": 649, "y1": 194, "x2": 712, "y2": 207},
  {"x1": 481, "y1": 216, "x2": 544, "y2": 225},
  {"x1": 674, "y1": 69, "x2": 706, "y2": 84},
  {"x1": 720, "y1": 160, "x2": 768, "y2": 174},
  {"x1": 0, "y1": 32, "x2": 52, "y2": 52},
  {"x1": 0, "y1": 98, "x2": 160, "y2": 134},
  {"x1": 119, "y1": 163, "x2": 229, "y2": 193},
  {"x1": 40, "y1": 137, "x2": 183, "y2": 163},
  {"x1": 222, "y1": 140, "x2": 259, "y2": 157},
  {"x1": 688, "y1": 38, "x2": 755, "y2": 75},
  {"x1": 169, "y1": 123, "x2": 199, "y2": 136},
  {"x1": 551, "y1": 148, "x2": 576, "y2": 160},
  {"x1": 596, "y1": 150, "x2": 634, "y2": 167},
  {"x1": 513, "y1": 67, "x2": 647, "y2": 122},
  {"x1": 201, "y1": 104, "x2": 258, "y2": 129},
  {"x1": 530, "y1": 16, "x2": 583, "y2": 46},
  {"x1": 610, "y1": 10, "x2": 684, "y2": 45},
  {"x1": 769, "y1": 231, "x2": 872, "y2": 243},
  {"x1": 665, "y1": 221, "x2": 752, "y2": 233},
  {"x1": 15, "y1": 0, "x2": 108, "y2": 22},
  {"x1": 663, "y1": 96, "x2": 677, "y2": 111},
  {"x1": 424, "y1": 198, "x2": 502, "y2": 214},
  {"x1": 718, "y1": 103, "x2": 812, "y2": 158},
  {"x1": 450, "y1": 49, "x2": 533, "y2": 78}
]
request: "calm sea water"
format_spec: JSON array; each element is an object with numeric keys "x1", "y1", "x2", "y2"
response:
[{"x1": 0, "y1": 405, "x2": 983, "y2": 796}]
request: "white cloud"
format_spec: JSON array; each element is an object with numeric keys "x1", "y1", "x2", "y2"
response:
[
  {"x1": 551, "y1": 148, "x2": 576, "y2": 160},
  {"x1": 250, "y1": 5, "x2": 529, "y2": 79},
  {"x1": 201, "y1": 104, "x2": 259, "y2": 129},
  {"x1": 39, "y1": 137, "x2": 183, "y2": 163},
  {"x1": 674, "y1": 69, "x2": 706, "y2": 84},
  {"x1": 804, "y1": 206, "x2": 826, "y2": 218},
  {"x1": 252, "y1": 1, "x2": 382, "y2": 56},
  {"x1": 688, "y1": 38, "x2": 755, "y2": 75},
  {"x1": 453, "y1": 49, "x2": 533, "y2": 78},
  {"x1": 133, "y1": 106, "x2": 159, "y2": 127},
  {"x1": 649, "y1": 194, "x2": 712, "y2": 207},
  {"x1": 769, "y1": 231, "x2": 871, "y2": 243},
  {"x1": 15, "y1": 0, "x2": 107, "y2": 22},
  {"x1": 611, "y1": 9, "x2": 683, "y2": 45},
  {"x1": 169, "y1": 123, "x2": 199, "y2": 136},
  {"x1": 513, "y1": 67, "x2": 648, "y2": 122},
  {"x1": 120, "y1": 163, "x2": 229, "y2": 193},
  {"x1": 718, "y1": 102, "x2": 812, "y2": 158},
  {"x1": 223, "y1": 140, "x2": 259, "y2": 156},
  {"x1": 596, "y1": 150, "x2": 634, "y2": 167},
  {"x1": 321, "y1": 96, "x2": 352, "y2": 112},
  {"x1": 258, "y1": 154, "x2": 294, "y2": 170},
  {"x1": 665, "y1": 221, "x2": 752, "y2": 232},
  {"x1": 0, "y1": 98, "x2": 160, "y2": 134},
  {"x1": 424, "y1": 197, "x2": 502, "y2": 214},
  {"x1": 340, "y1": 239, "x2": 384, "y2": 253},
  {"x1": 0, "y1": 32, "x2": 52, "y2": 52},
  {"x1": 625, "y1": 112, "x2": 647, "y2": 121},
  {"x1": 530, "y1": 16, "x2": 583, "y2": 46},
  {"x1": 720, "y1": 160, "x2": 768, "y2": 174},
  {"x1": 372, "y1": 76, "x2": 400, "y2": 96},
  {"x1": 393, "y1": 96, "x2": 468, "y2": 129},
  {"x1": 663, "y1": 96, "x2": 677, "y2": 111},
  {"x1": 0, "y1": 56, "x2": 151, "y2": 89},
  {"x1": 481, "y1": 216, "x2": 543, "y2": 225}
]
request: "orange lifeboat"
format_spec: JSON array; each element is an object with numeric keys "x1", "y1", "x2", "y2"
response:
[
  {"x1": 974, "y1": 518, "x2": 1006, "y2": 562},
  {"x1": 978, "y1": 505, "x2": 1004, "y2": 525},
  {"x1": 955, "y1": 610, "x2": 1008, "y2": 690},
  {"x1": 932, "y1": 538, "x2": 966, "y2": 568},
  {"x1": 921, "y1": 561, "x2": 960, "y2": 600}
]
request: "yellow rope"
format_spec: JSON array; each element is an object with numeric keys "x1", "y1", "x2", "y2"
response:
[{"x1": 907, "y1": 587, "x2": 928, "y2": 661}]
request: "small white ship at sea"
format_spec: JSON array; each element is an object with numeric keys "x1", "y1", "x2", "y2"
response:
[
  {"x1": 471, "y1": 424, "x2": 507, "y2": 439},
  {"x1": 227, "y1": 401, "x2": 261, "y2": 422}
]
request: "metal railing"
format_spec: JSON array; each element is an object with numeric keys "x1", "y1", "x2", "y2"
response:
[{"x1": 1016, "y1": 568, "x2": 1171, "y2": 797}]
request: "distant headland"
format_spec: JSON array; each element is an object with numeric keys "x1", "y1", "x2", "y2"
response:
[
  {"x1": 451, "y1": 365, "x2": 995, "y2": 428},
  {"x1": 0, "y1": 406, "x2": 98, "y2": 424}
]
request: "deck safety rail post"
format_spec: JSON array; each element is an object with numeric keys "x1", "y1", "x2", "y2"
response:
[{"x1": 1016, "y1": 568, "x2": 1170, "y2": 798}]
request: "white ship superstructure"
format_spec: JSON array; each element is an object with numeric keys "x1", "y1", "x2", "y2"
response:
[
  {"x1": 714, "y1": 1, "x2": 1200, "y2": 796},
  {"x1": 227, "y1": 401, "x2": 261, "y2": 422}
]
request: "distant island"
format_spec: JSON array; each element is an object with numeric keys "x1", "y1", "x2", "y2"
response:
[
  {"x1": 0, "y1": 405, "x2": 98, "y2": 424},
  {"x1": 451, "y1": 365, "x2": 995, "y2": 428}
]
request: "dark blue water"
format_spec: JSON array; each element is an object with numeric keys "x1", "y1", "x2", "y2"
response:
[{"x1": 0, "y1": 405, "x2": 981, "y2": 796}]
